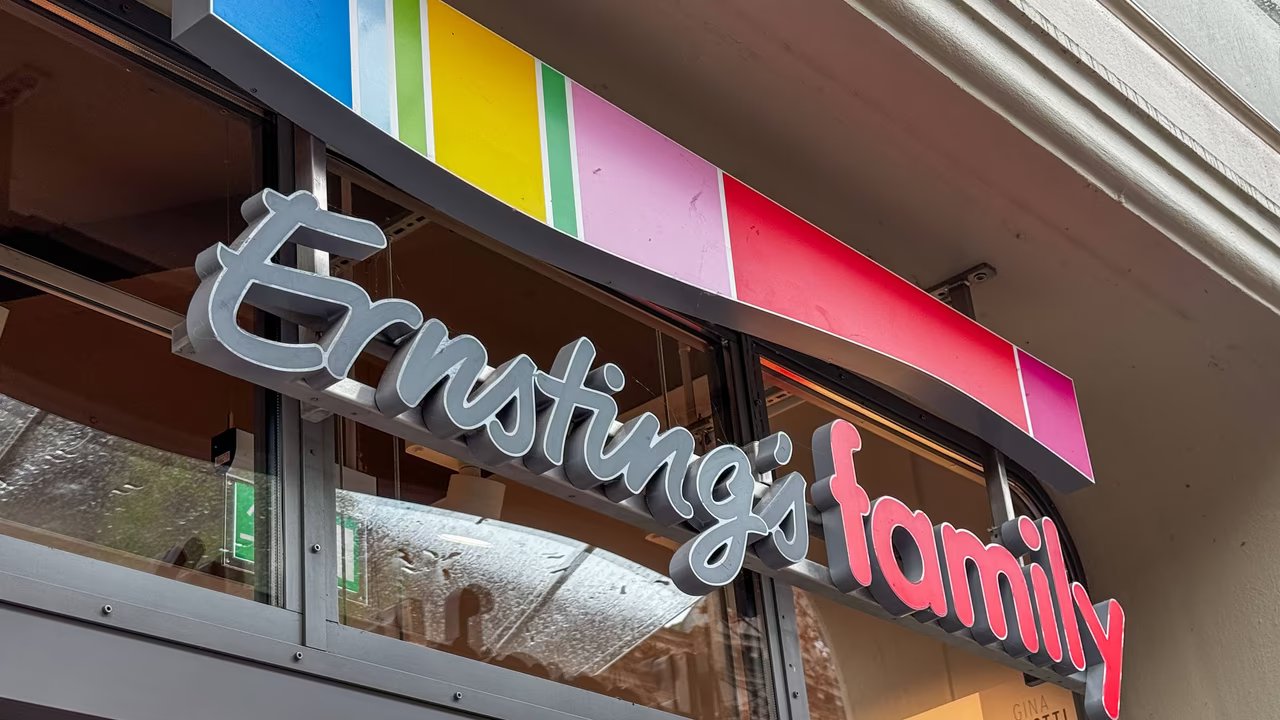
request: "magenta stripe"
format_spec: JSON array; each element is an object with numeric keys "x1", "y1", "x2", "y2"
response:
[{"x1": 1018, "y1": 348, "x2": 1094, "y2": 481}]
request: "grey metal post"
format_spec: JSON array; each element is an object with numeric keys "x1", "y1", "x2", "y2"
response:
[
  {"x1": 291, "y1": 128, "x2": 339, "y2": 648},
  {"x1": 729, "y1": 336, "x2": 811, "y2": 720},
  {"x1": 984, "y1": 444, "x2": 1016, "y2": 530},
  {"x1": 300, "y1": 415, "x2": 337, "y2": 649},
  {"x1": 937, "y1": 278, "x2": 1018, "y2": 539},
  {"x1": 294, "y1": 130, "x2": 330, "y2": 277},
  {"x1": 761, "y1": 576, "x2": 809, "y2": 720},
  {"x1": 945, "y1": 279, "x2": 976, "y2": 319},
  {"x1": 269, "y1": 119, "x2": 305, "y2": 621}
]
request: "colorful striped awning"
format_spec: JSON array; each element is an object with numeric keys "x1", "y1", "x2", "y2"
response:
[{"x1": 174, "y1": 0, "x2": 1094, "y2": 492}]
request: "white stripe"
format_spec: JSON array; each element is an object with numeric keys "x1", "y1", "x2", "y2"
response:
[
  {"x1": 564, "y1": 76, "x2": 585, "y2": 240},
  {"x1": 420, "y1": 0, "x2": 435, "y2": 160},
  {"x1": 1014, "y1": 346, "x2": 1034, "y2": 437},
  {"x1": 717, "y1": 170, "x2": 737, "y2": 300},
  {"x1": 385, "y1": 0, "x2": 399, "y2": 138},
  {"x1": 535, "y1": 61, "x2": 554, "y2": 225},
  {"x1": 349, "y1": 0, "x2": 362, "y2": 114}
]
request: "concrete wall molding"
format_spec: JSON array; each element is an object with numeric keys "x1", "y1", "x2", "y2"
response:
[
  {"x1": 1095, "y1": 0, "x2": 1280, "y2": 160},
  {"x1": 844, "y1": 0, "x2": 1280, "y2": 320}
]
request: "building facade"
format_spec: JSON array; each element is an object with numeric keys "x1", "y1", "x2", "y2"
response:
[{"x1": 0, "y1": 1, "x2": 1276, "y2": 719}]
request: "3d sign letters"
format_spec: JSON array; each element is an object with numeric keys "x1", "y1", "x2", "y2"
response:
[
  {"x1": 815, "y1": 420, "x2": 1123, "y2": 720},
  {"x1": 178, "y1": 190, "x2": 1123, "y2": 719},
  {"x1": 186, "y1": 189, "x2": 810, "y2": 597}
]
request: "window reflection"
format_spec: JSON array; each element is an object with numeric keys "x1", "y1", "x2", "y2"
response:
[
  {"x1": 0, "y1": 392, "x2": 273, "y2": 596},
  {"x1": 0, "y1": 291, "x2": 278, "y2": 602},
  {"x1": 326, "y1": 164, "x2": 770, "y2": 718},
  {"x1": 338, "y1": 487, "x2": 748, "y2": 710}
]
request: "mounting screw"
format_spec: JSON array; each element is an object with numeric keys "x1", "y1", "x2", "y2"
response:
[
  {"x1": 294, "y1": 651, "x2": 304, "y2": 661},
  {"x1": 965, "y1": 263, "x2": 997, "y2": 285},
  {"x1": 311, "y1": 544, "x2": 322, "y2": 553},
  {"x1": 453, "y1": 692, "x2": 464, "y2": 702},
  {"x1": 925, "y1": 263, "x2": 997, "y2": 298},
  {"x1": 101, "y1": 605, "x2": 113, "y2": 615},
  {"x1": 791, "y1": 691, "x2": 800, "y2": 699}
]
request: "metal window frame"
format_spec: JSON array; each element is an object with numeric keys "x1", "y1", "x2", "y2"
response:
[
  {"x1": 745, "y1": 335, "x2": 1010, "y2": 720},
  {"x1": 0, "y1": 603, "x2": 474, "y2": 720}
]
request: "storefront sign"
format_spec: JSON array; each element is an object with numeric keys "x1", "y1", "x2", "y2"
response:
[
  {"x1": 176, "y1": 189, "x2": 1123, "y2": 720},
  {"x1": 174, "y1": 0, "x2": 1097, "y2": 497}
]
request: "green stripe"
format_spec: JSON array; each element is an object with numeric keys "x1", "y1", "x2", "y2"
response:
[
  {"x1": 393, "y1": 0, "x2": 428, "y2": 155},
  {"x1": 540, "y1": 63, "x2": 578, "y2": 238}
]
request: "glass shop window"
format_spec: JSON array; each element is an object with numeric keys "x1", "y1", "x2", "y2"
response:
[
  {"x1": 0, "y1": 6, "x2": 262, "y2": 314},
  {"x1": 0, "y1": 288, "x2": 281, "y2": 604},
  {"x1": 761, "y1": 359, "x2": 990, "y2": 540},
  {"x1": 0, "y1": 8, "x2": 278, "y2": 603},
  {"x1": 323, "y1": 165, "x2": 773, "y2": 719},
  {"x1": 761, "y1": 360, "x2": 1078, "y2": 720}
]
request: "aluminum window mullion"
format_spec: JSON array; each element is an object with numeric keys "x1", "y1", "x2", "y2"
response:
[
  {"x1": 760, "y1": 577, "x2": 809, "y2": 720},
  {"x1": 287, "y1": 127, "x2": 341, "y2": 649},
  {"x1": 300, "y1": 415, "x2": 337, "y2": 649},
  {"x1": 279, "y1": 393, "x2": 305, "y2": 618},
  {"x1": 271, "y1": 117, "x2": 307, "y2": 623},
  {"x1": 984, "y1": 445, "x2": 1016, "y2": 532},
  {"x1": 729, "y1": 333, "x2": 810, "y2": 720}
]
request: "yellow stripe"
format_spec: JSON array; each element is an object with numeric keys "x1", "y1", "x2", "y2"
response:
[{"x1": 427, "y1": 0, "x2": 545, "y2": 220}]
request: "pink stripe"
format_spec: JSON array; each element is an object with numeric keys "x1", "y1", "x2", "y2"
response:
[
  {"x1": 1017, "y1": 348, "x2": 1094, "y2": 480},
  {"x1": 570, "y1": 83, "x2": 732, "y2": 296}
]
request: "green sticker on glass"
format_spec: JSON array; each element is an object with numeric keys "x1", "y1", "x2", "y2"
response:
[
  {"x1": 232, "y1": 479, "x2": 256, "y2": 563},
  {"x1": 337, "y1": 515, "x2": 361, "y2": 594}
]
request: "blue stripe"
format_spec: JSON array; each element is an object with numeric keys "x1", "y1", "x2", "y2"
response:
[
  {"x1": 355, "y1": 0, "x2": 394, "y2": 133},
  {"x1": 213, "y1": 0, "x2": 354, "y2": 107}
]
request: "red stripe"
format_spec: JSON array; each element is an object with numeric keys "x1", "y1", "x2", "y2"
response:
[{"x1": 724, "y1": 175, "x2": 1028, "y2": 431}]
